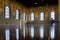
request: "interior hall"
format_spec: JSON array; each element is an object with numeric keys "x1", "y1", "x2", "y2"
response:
[{"x1": 0, "y1": 0, "x2": 59, "y2": 40}]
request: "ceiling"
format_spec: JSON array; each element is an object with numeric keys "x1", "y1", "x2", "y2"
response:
[{"x1": 15, "y1": 0, "x2": 58, "y2": 7}]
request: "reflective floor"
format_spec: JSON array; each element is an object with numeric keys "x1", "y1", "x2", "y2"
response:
[
  {"x1": 25, "y1": 23, "x2": 57, "y2": 40},
  {"x1": 0, "y1": 23, "x2": 59, "y2": 40}
]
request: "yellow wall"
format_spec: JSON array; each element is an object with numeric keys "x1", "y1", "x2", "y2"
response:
[
  {"x1": 0, "y1": 0, "x2": 58, "y2": 26},
  {"x1": 28, "y1": 5, "x2": 58, "y2": 23},
  {"x1": 0, "y1": 0, "x2": 58, "y2": 39}
]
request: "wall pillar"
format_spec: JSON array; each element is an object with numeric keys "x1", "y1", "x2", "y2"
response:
[
  {"x1": 58, "y1": 0, "x2": 60, "y2": 22},
  {"x1": 58, "y1": 0, "x2": 60, "y2": 40}
]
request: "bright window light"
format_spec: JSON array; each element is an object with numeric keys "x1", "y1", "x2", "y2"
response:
[
  {"x1": 31, "y1": 25, "x2": 34, "y2": 38},
  {"x1": 5, "y1": 6, "x2": 10, "y2": 19},
  {"x1": 40, "y1": 25, "x2": 44, "y2": 38},
  {"x1": 5, "y1": 29, "x2": 10, "y2": 40},
  {"x1": 16, "y1": 10, "x2": 19, "y2": 20},
  {"x1": 40, "y1": 12, "x2": 44, "y2": 21},
  {"x1": 50, "y1": 11, "x2": 55, "y2": 20},
  {"x1": 16, "y1": 28, "x2": 19, "y2": 40},
  {"x1": 31, "y1": 13, "x2": 34, "y2": 21}
]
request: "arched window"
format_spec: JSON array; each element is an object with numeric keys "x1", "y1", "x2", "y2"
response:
[
  {"x1": 50, "y1": 11, "x2": 55, "y2": 20},
  {"x1": 40, "y1": 25, "x2": 44, "y2": 38},
  {"x1": 5, "y1": 6, "x2": 10, "y2": 19},
  {"x1": 5, "y1": 29, "x2": 10, "y2": 40},
  {"x1": 40, "y1": 12, "x2": 44, "y2": 21},
  {"x1": 31, "y1": 25, "x2": 34, "y2": 38},
  {"x1": 31, "y1": 13, "x2": 34, "y2": 21},
  {"x1": 16, "y1": 10, "x2": 20, "y2": 20},
  {"x1": 16, "y1": 28, "x2": 19, "y2": 40}
]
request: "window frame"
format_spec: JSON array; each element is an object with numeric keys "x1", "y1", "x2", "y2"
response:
[
  {"x1": 4, "y1": 6, "x2": 11, "y2": 19},
  {"x1": 31, "y1": 13, "x2": 34, "y2": 21},
  {"x1": 15, "y1": 9, "x2": 20, "y2": 20},
  {"x1": 50, "y1": 11, "x2": 55, "y2": 20},
  {"x1": 40, "y1": 12, "x2": 44, "y2": 21}
]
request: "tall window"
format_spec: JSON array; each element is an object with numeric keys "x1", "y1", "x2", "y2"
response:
[
  {"x1": 16, "y1": 10, "x2": 19, "y2": 20},
  {"x1": 31, "y1": 13, "x2": 34, "y2": 21},
  {"x1": 16, "y1": 28, "x2": 19, "y2": 40},
  {"x1": 5, "y1": 6, "x2": 10, "y2": 19},
  {"x1": 50, "y1": 11, "x2": 55, "y2": 20},
  {"x1": 5, "y1": 29, "x2": 10, "y2": 40},
  {"x1": 40, "y1": 12, "x2": 44, "y2": 21},
  {"x1": 23, "y1": 12, "x2": 26, "y2": 21},
  {"x1": 31, "y1": 25, "x2": 34, "y2": 38},
  {"x1": 40, "y1": 25, "x2": 44, "y2": 38}
]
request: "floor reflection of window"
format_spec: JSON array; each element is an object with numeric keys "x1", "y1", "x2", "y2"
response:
[
  {"x1": 40, "y1": 12, "x2": 44, "y2": 21},
  {"x1": 31, "y1": 25, "x2": 34, "y2": 38},
  {"x1": 16, "y1": 28, "x2": 19, "y2": 40},
  {"x1": 5, "y1": 6, "x2": 10, "y2": 19},
  {"x1": 40, "y1": 25, "x2": 44, "y2": 38},
  {"x1": 16, "y1": 10, "x2": 19, "y2": 20},
  {"x1": 50, "y1": 11, "x2": 55, "y2": 20},
  {"x1": 31, "y1": 13, "x2": 34, "y2": 21},
  {"x1": 23, "y1": 28, "x2": 25, "y2": 38},
  {"x1": 50, "y1": 23, "x2": 55, "y2": 39},
  {"x1": 5, "y1": 29, "x2": 10, "y2": 40}
]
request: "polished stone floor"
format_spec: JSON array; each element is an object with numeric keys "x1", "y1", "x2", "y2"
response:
[
  {"x1": 25, "y1": 23, "x2": 58, "y2": 40},
  {"x1": 0, "y1": 23, "x2": 59, "y2": 40}
]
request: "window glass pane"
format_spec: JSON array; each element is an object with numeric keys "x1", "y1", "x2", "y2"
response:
[
  {"x1": 16, "y1": 28, "x2": 19, "y2": 40},
  {"x1": 31, "y1": 13, "x2": 34, "y2": 21},
  {"x1": 5, "y1": 6, "x2": 10, "y2": 19},
  {"x1": 50, "y1": 11, "x2": 55, "y2": 20},
  {"x1": 40, "y1": 12, "x2": 44, "y2": 21},
  {"x1": 5, "y1": 29, "x2": 10, "y2": 40},
  {"x1": 16, "y1": 10, "x2": 19, "y2": 20}
]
